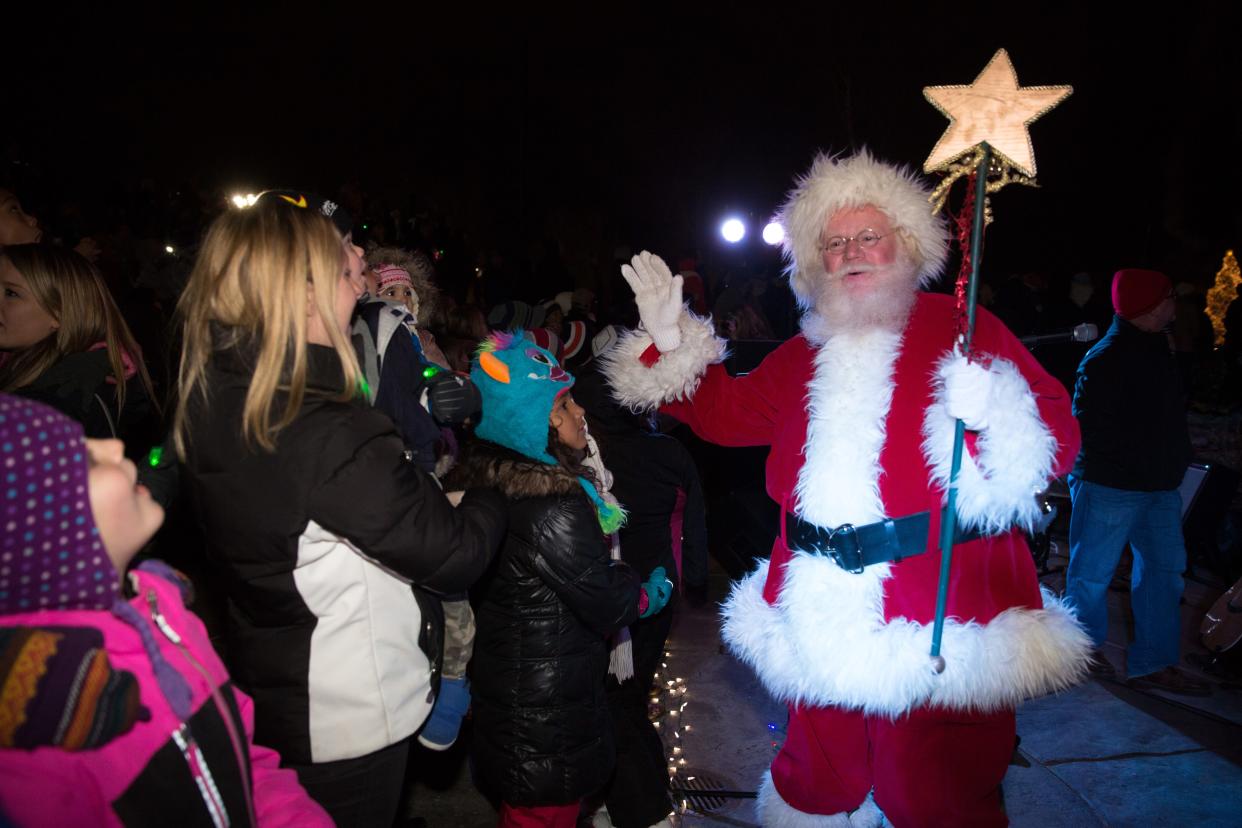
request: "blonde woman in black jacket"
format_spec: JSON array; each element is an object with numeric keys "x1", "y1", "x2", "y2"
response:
[{"x1": 173, "y1": 192, "x2": 506, "y2": 828}]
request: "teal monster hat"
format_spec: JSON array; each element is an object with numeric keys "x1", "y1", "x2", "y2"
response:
[
  {"x1": 470, "y1": 330, "x2": 625, "y2": 533},
  {"x1": 471, "y1": 330, "x2": 573, "y2": 463}
]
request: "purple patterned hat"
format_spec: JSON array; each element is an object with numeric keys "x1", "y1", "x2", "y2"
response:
[{"x1": 0, "y1": 394, "x2": 118, "y2": 614}]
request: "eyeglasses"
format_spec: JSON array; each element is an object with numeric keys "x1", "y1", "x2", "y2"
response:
[{"x1": 819, "y1": 229, "x2": 889, "y2": 255}]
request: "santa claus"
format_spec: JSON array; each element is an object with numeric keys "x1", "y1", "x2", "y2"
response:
[{"x1": 600, "y1": 150, "x2": 1091, "y2": 827}]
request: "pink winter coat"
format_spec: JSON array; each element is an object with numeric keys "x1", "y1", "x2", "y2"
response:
[{"x1": 0, "y1": 569, "x2": 332, "y2": 828}]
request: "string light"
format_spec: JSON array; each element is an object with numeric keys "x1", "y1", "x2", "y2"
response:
[
  {"x1": 768, "y1": 718, "x2": 787, "y2": 754},
  {"x1": 650, "y1": 650, "x2": 695, "y2": 817}
]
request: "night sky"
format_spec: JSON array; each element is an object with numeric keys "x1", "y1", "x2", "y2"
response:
[{"x1": 9, "y1": 4, "x2": 1241, "y2": 289}]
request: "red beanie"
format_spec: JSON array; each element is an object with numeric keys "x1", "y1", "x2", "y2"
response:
[{"x1": 1111, "y1": 269, "x2": 1170, "y2": 320}]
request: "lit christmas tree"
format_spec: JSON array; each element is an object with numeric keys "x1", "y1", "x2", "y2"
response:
[{"x1": 1206, "y1": 249, "x2": 1240, "y2": 347}]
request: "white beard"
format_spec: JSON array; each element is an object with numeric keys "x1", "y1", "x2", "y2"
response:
[{"x1": 800, "y1": 256, "x2": 919, "y2": 343}]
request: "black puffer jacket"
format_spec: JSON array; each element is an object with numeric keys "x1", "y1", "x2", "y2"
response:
[{"x1": 446, "y1": 441, "x2": 641, "y2": 806}]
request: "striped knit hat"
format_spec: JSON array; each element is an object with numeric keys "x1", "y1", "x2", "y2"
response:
[{"x1": 375, "y1": 264, "x2": 414, "y2": 293}]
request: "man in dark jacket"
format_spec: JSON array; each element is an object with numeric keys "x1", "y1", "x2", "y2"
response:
[
  {"x1": 1066, "y1": 268, "x2": 1209, "y2": 696},
  {"x1": 573, "y1": 367, "x2": 708, "y2": 828}
]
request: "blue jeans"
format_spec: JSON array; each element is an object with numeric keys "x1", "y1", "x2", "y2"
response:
[{"x1": 1066, "y1": 475, "x2": 1187, "y2": 678}]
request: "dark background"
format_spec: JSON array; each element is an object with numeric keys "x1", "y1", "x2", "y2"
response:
[{"x1": 7, "y1": 3, "x2": 1241, "y2": 289}]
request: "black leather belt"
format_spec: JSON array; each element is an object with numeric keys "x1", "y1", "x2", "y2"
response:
[{"x1": 786, "y1": 511, "x2": 932, "y2": 574}]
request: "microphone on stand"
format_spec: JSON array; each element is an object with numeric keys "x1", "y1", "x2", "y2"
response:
[{"x1": 1019, "y1": 323, "x2": 1099, "y2": 348}]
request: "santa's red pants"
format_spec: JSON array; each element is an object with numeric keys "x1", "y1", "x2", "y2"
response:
[{"x1": 770, "y1": 703, "x2": 1015, "y2": 827}]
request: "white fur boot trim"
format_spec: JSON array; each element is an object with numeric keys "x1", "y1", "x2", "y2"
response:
[
  {"x1": 849, "y1": 792, "x2": 886, "y2": 827},
  {"x1": 597, "y1": 310, "x2": 726, "y2": 411},
  {"x1": 756, "y1": 770, "x2": 852, "y2": 827},
  {"x1": 591, "y1": 804, "x2": 613, "y2": 828}
]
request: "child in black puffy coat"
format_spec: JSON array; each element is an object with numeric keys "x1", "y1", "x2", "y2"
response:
[{"x1": 445, "y1": 330, "x2": 672, "y2": 828}]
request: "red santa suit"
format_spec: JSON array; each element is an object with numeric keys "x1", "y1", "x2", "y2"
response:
[{"x1": 601, "y1": 292, "x2": 1090, "y2": 827}]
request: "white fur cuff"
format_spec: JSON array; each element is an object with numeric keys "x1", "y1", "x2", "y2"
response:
[
  {"x1": 597, "y1": 310, "x2": 726, "y2": 411},
  {"x1": 922, "y1": 353, "x2": 1059, "y2": 534}
]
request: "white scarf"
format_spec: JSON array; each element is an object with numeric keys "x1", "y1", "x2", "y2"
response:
[{"x1": 583, "y1": 432, "x2": 635, "y2": 682}]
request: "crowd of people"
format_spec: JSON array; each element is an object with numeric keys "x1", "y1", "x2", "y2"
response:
[
  {"x1": 0, "y1": 185, "x2": 704, "y2": 828},
  {"x1": 1, "y1": 145, "x2": 1239, "y2": 828}
]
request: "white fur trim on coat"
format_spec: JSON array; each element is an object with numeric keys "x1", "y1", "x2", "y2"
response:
[
  {"x1": 757, "y1": 771, "x2": 886, "y2": 827},
  {"x1": 722, "y1": 555, "x2": 1092, "y2": 716},
  {"x1": 597, "y1": 310, "x2": 726, "y2": 411},
  {"x1": 794, "y1": 328, "x2": 901, "y2": 528},
  {"x1": 922, "y1": 353, "x2": 1059, "y2": 534},
  {"x1": 776, "y1": 150, "x2": 950, "y2": 311}
]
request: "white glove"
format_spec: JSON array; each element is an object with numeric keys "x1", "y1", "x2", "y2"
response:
[
  {"x1": 942, "y1": 355, "x2": 993, "y2": 431},
  {"x1": 620, "y1": 251, "x2": 684, "y2": 352}
]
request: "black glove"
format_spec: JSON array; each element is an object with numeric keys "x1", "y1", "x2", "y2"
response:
[{"x1": 425, "y1": 369, "x2": 481, "y2": 425}]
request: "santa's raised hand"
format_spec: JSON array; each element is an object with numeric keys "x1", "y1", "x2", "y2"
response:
[{"x1": 621, "y1": 251, "x2": 684, "y2": 352}]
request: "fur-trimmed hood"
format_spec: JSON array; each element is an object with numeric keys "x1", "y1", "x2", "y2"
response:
[{"x1": 444, "y1": 439, "x2": 582, "y2": 500}]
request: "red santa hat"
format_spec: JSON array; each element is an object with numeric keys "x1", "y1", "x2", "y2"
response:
[
  {"x1": 1111, "y1": 268, "x2": 1171, "y2": 320},
  {"x1": 775, "y1": 149, "x2": 950, "y2": 309}
]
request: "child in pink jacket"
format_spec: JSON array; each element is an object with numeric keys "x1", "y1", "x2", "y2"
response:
[{"x1": 0, "y1": 394, "x2": 331, "y2": 827}]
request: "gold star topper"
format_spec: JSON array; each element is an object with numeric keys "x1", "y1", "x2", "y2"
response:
[{"x1": 923, "y1": 49, "x2": 1071, "y2": 178}]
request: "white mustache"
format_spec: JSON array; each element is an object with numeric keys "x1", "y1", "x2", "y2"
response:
[{"x1": 826, "y1": 262, "x2": 885, "y2": 280}]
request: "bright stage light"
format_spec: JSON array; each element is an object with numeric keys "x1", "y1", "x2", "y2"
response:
[
  {"x1": 231, "y1": 193, "x2": 259, "y2": 208},
  {"x1": 720, "y1": 218, "x2": 746, "y2": 243},
  {"x1": 762, "y1": 222, "x2": 784, "y2": 246}
]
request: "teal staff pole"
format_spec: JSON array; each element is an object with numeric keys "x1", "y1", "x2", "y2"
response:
[{"x1": 929, "y1": 142, "x2": 991, "y2": 670}]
